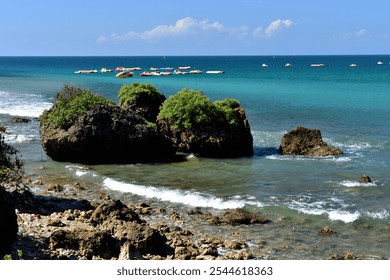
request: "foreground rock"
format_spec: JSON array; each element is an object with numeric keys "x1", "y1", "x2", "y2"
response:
[
  {"x1": 279, "y1": 126, "x2": 343, "y2": 156},
  {"x1": 0, "y1": 186, "x2": 18, "y2": 256},
  {"x1": 40, "y1": 104, "x2": 176, "y2": 163}
]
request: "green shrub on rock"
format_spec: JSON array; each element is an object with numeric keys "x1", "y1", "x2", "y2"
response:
[
  {"x1": 118, "y1": 83, "x2": 163, "y2": 107},
  {"x1": 40, "y1": 85, "x2": 114, "y2": 130},
  {"x1": 158, "y1": 88, "x2": 223, "y2": 130}
]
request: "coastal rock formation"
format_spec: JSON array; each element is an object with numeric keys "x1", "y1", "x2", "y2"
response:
[
  {"x1": 359, "y1": 175, "x2": 372, "y2": 183},
  {"x1": 0, "y1": 186, "x2": 18, "y2": 256},
  {"x1": 279, "y1": 126, "x2": 343, "y2": 156},
  {"x1": 219, "y1": 208, "x2": 270, "y2": 225},
  {"x1": 40, "y1": 104, "x2": 176, "y2": 164},
  {"x1": 157, "y1": 90, "x2": 253, "y2": 158}
]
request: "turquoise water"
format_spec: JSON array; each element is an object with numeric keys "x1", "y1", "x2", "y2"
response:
[{"x1": 1, "y1": 56, "x2": 389, "y2": 259}]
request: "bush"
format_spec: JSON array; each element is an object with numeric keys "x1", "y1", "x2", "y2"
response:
[
  {"x1": 41, "y1": 85, "x2": 114, "y2": 129},
  {"x1": 118, "y1": 83, "x2": 163, "y2": 107},
  {"x1": 158, "y1": 89, "x2": 243, "y2": 130},
  {"x1": 0, "y1": 131, "x2": 22, "y2": 178},
  {"x1": 158, "y1": 89, "x2": 223, "y2": 130}
]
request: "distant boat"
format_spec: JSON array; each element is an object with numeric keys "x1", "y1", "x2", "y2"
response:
[
  {"x1": 206, "y1": 70, "x2": 225, "y2": 74},
  {"x1": 116, "y1": 70, "x2": 134, "y2": 78},
  {"x1": 74, "y1": 69, "x2": 97, "y2": 74},
  {"x1": 311, "y1": 63, "x2": 325, "y2": 67},
  {"x1": 285, "y1": 63, "x2": 292, "y2": 67},
  {"x1": 100, "y1": 68, "x2": 113, "y2": 73},
  {"x1": 350, "y1": 64, "x2": 357, "y2": 67},
  {"x1": 261, "y1": 64, "x2": 268, "y2": 67},
  {"x1": 190, "y1": 69, "x2": 202, "y2": 74},
  {"x1": 178, "y1": 66, "x2": 191, "y2": 70},
  {"x1": 140, "y1": 71, "x2": 152, "y2": 76},
  {"x1": 377, "y1": 61, "x2": 384, "y2": 65}
]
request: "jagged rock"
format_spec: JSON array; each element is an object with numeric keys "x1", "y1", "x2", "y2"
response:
[
  {"x1": 49, "y1": 229, "x2": 120, "y2": 259},
  {"x1": 319, "y1": 226, "x2": 333, "y2": 235},
  {"x1": 219, "y1": 208, "x2": 270, "y2": 225},
  {"x1": 279, "y1": 126, "x2": 343, "y2": 156},
  {"x1": 90, "y1": 200, "x2": 143, "y2": 226},
  {"x1": 0, "y1": 186, "x2": 18, "y2": 255},
  {"x1": 359, "y1": 175, "x2": 372, "y2": 183},
  {"x1": 11, "y1": 117, "x2": 31, "y2": 123},
  {"x1": 40, "y1": 104, "x2": 176, "y2": 164}
]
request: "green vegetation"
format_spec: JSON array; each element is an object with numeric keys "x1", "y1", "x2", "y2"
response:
[
  {"x1": 158, "y1": 88, "x2": 243, "y2": 130},
  {"x1": 0, "y1": 131, "x2": 22, "y2": 176},
  {"x1": 40, "y1": 85, "x2": 114, "y2": 129},
  {"x1": 118, "y1": 82, "x2": 163, "y2": 107}
]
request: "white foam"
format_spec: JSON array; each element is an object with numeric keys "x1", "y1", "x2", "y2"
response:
[
  {"x1": 0, "y1": 91, "x2": 52, "y2": 117},
  {"x1": 338, "y1": 180, "x2": 377, "y2": 188},
  {"x1": 364, "y1": 210, "x2": 389, "y2": 220},
  {"x1": 328, "y1": 210, "x2": 361, "y2": 223},
  {"x1": 103, "y1": 177, "x2": 247, "y2": 210}
]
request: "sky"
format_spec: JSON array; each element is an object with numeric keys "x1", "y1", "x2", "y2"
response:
[{"x1": 1, "y1": 0, "x2": 390, "y2": 56}]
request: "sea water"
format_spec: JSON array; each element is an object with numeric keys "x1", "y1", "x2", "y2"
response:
[{"x1": 1, "y1": 56, "x2": 389, "y2": 259}]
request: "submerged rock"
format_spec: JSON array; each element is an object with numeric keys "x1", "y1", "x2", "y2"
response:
[
  {"x1": 279, "y1": 126, "x2": 343, "y2": 156},
  {"x1": 359, "y1": 175, "x2": 372, "y2": 183},
  {"x1": 219, "y1": 208, "x2": 270, "y2": 225}
]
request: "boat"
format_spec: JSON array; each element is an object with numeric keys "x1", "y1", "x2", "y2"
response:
[
  {"x1": 206, "y1": 70, "x2": 224, "y2": 74},
  {"x1": 150, "y1": 67, "x2": 159, "y2": 71},
  {"x1": 311, "y1": 63, "x2": 325, "y2": 67},
  {"x1": 100, "y1": 68, "x2": 113, "y2": 73},
  {"x1": 285, "y1": 63, "x2": 292, "y2": 67},
  {"x1": 261, "y1": 64, "x2": 268, "y2": 67},
  {"x1": 178, "y1": 66, "x2": 191, "y2": 70},
  {"x1": 190, "y1": 69, "x2": 202, "y2": 74},
  {"x1": 349, "y1": 64, "x2": 357, "y2": 67},
  {"x1": 74, "y1": 69, "x2": 97, "y2": 74},
  {"x1": 160, "y1": 67, "x2": 173, "y2": 71},
  {"x1": 116, "y1": 70, "x2": 134, "y2": 78},
  {"x1": 377, "y1": 61, "x2": 384, "y2": 65},
  {"x1": 140, "y1": 71, "x2": 152, "y2": 76}
]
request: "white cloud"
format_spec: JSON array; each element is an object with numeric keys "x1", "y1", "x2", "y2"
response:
[
  {"x1": 253, "y1": 19, "x2": 295, "y2": 39},
  {"x1": 355, "y1": 29, "x2": 367, "y2": 37},
  {"x1": 265, "y1": 19, "x2": 294, "y2": 36},
  {"x1": 98, "y1": 17, "x2": 225, "y2": 42}
]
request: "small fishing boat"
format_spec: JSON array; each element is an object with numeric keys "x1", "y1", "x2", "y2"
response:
[
  {"x1": 116, "y1": 70, "x2": 134, "y2": 78},
  {"x1": 311, "y1": 63, "x2": 325, "y2": 67},
  {"x1": 377, "y1": 61, "x2": 384, "y2": 65},
  {"x1": 140, "y1": 71, "x2": 152, "y2": 76},
  {"x1": 190, "y1": 69, "x2": 202, "y2": 74},
  {"x1": 261, "y1": 64, "x2": 268, "y2": 67},
  {"x1": 285, "y1": 63, "x2": 292, "y2": 67},
  {"x1": 100, "y1": 68, "x2": 113, "y2": 73},
  {"x1": 206, "y1": 70, "x2": 224, "y2": 74},
  {"x1": 178, "y1": 66, "x2": 191, "y2": 70},
  {"x1": 350, "y1": 64, "x2": 357, "y2": 67},
  {"x1": 74, "y1": 69, "x2": 97, "y2": 74}
]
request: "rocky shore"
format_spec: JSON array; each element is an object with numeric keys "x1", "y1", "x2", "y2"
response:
[{"x1": 2, "y1": 169, "x2": 275, "y2": 260}]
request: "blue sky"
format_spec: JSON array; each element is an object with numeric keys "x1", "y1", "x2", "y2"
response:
[{"x1": 1, "y1": 0, "x2": 389, "y2": 56}]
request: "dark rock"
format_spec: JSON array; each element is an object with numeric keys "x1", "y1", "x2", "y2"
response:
[
  {"x1": 279, "y1": 126, "x2": 343, "y2": 156},
  {"x1": 319, "y1": 226, "x2": 333, "y2": 235},
  {"x1": 11, "y1": 117, "x2": 31, "y2": 123},
  {"x1": 219, "y1": 208, "x2": 270, "y2": 225},
  {"x1": 157, "y1": 106, "x2": 253, "y2": 158},
  {"x1": 49, "y1": 229, "x2": 120, "y2": 259},
  {"x1": 0, "y1": 186, "x2": 18, "y2": 255},
  {"x1": 40, "y1": 104, "x2": 176, "y2": 164},
  {"x1": 359, "y1": 175, "x2": 372, "y2": 183},
  {"x1": 90, "y1": 200, "x2": 143, "y2": 226}
]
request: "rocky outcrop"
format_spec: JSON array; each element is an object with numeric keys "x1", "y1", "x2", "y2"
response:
[
  {"x1": 157, "y1": 106, "x2": 253, "y2": 158},
  {"x1": 359, "y1": 175, "x2": 372, "y2": 183},
  {"x1": 0, "y1": 186, "x2": 18, "y2": 256},
  {"x1": 219, "y1": 208, "x2": 270, "y2": 225},
  {"x1": 40, "y1": 104, "x2": 176, "y2": 164},
  {"x1": 279, "y1": 126, "x2": 343, "y2": 156}
]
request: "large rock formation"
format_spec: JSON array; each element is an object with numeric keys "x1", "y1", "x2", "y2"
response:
[
  {"x1": 157, "y1": 90, "x2": 253, "y2": 158},
  {"x1": 279, "y1": 126, "x2": 343, "y2": 156},
  {"x1": 40, "y1": 104, "x2": 176, "y2": 164}
]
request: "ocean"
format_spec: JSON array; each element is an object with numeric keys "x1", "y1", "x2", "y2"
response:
[{"x1": 1, "y1": 55, "x2": 389, "y2": 259}]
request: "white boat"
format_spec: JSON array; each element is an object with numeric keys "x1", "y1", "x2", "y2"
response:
[
  {"x1": 377, "y1": 61, "x2": 384, "y2": 65},
  {"x1": 285, "y1": 63, "x2": 292, "y2": 67},
  {"x1": 350, "y1": 64, "x2": 357, "y2": 67},
  {"x1": 100, "y1": 68, "x2": 113, "y2": 73},
  {"x1": 190, "y1": 69, "x2": 202, "y2": 74},
  {"x1": 206, "y1": 70, "x2": 224, "y2": 74},
  {"x1": 311, "y1": 63, "x2": 325, "y2": 67},
  {"x1": 178, "y1": 66, "x2": 191, "y2": 70},
  {"x1": 261, "y1": 64, "x2": 268, "y2": 67},
  {"x1": 116, "y1": 70, "x2": 134, "y2": 78},
  {"x1": 74, "y1": 69, "x2": 97, "y2": 74}
]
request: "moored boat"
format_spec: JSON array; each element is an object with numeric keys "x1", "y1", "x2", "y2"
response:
[
  {"x1": 74, "y1": 69, "x2": 97, "y2": 74},
  {"x1": 101, "y1": 68, "x2": 113, "y2": 73},
  {"x1": 140, "y1": 71, "x2": 152, "y2": 76},
  {"x1": 311, "y1": 63, "x2": 325, "y2": 67},
  {"x1": 350, "y1": 64, "x2": 357, "y2": 67},
  {"x1": 285, "y1": 63, "x2": 292, "y2": 67},
  {"x1": 261, "y1": 64, "x2": 268, "y2": 67},
  {"x1": 206, "y1": 70, "x2": 224, "y2": 74},
  {"x1": 116, "y1": 70, "x2": 134, "y2": 78},
  {"x1": 190, "y1": 69, "x2": 202, "y2": 74}
]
